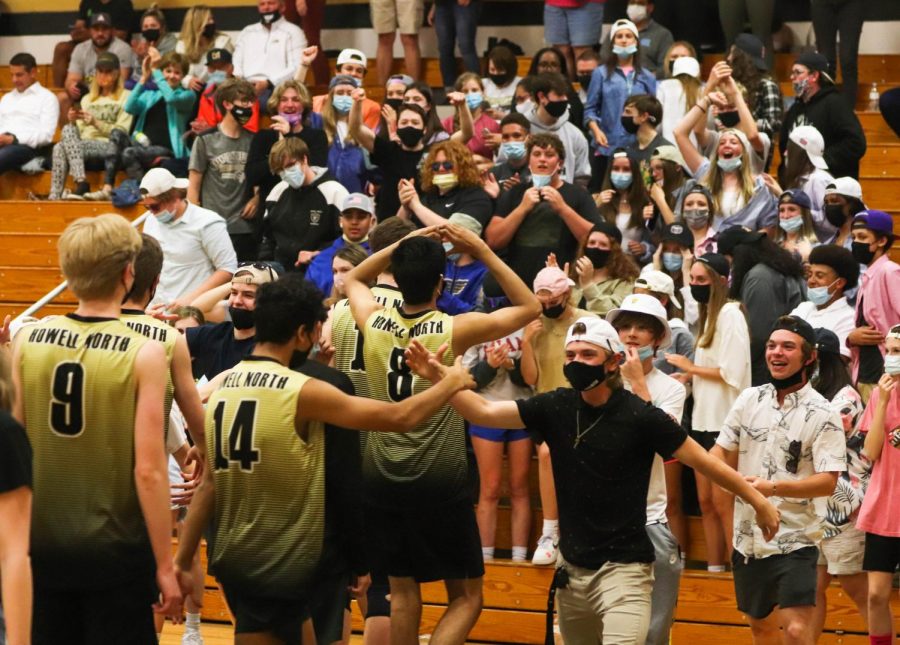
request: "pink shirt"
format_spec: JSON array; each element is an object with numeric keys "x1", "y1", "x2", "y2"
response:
[
  {"x1": 545, "y1": 0, "x2": 604, "y2": 8},
  {"x1": 442, "y1": 112, "x2": 499, "y2": 160},
  {"x1": 851, "y1": 254, "x2": 900, "y2": 381},
  {"x1": 855, "y1": 386, "x2": 900, "y2": 537}
]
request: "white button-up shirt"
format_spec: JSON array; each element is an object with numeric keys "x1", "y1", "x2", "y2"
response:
[
  {"x1": 716, "y1": 383, "x2": 847, "y2": 559},
  {"x1": 0, "y1": 81, "x2": 59, "y2": 148},
  {"x1": 232, "y1": 18, "x2": 306, "y2": 86},
  {"x1": 790, "y1": 298, "x2": 856, "y2": 358}
]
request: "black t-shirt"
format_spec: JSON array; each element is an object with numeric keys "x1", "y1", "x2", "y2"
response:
[
  {"x1": 143, "y1": 99, "x2": 171, "y2": 151},
  {"x1": 856, "y1": 294, "x2": 885, "y2": 383},
  {"x1": 495, "y1": 181, "x2": 600, "y2": 290},
  {"x1": 79, "y1": 0, "x2": 135, "y2": 31},
  {"x1": 516, "y1": 387, "x2": 687, "y2": 569},
  {"x1": 370, "y1": 136, "x2": 425, "y2": 221},
  {"x1": 0, "y1": 410, "x2": 32, "y2": 493},
  {"x1": 418, "y1": 186, "x2": 493, "y2": 229},
  {"x1": 186, "y1": 321, "x2": 256, "y2": 381}
]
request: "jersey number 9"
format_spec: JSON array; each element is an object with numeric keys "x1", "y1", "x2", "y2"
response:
[{"x1": 50, "y1": 362, "x2": 85, "y2": 437}]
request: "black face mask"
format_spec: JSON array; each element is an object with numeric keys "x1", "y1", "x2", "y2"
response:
[
  {"x1": 851, "y1": 240, "x2": 877, "y2": 265},
  {"x1": 770, "y1": 367, "x2": 805, "y2": 391},
  {"x1": 260, "y1": 9, "x2": 279, "y2": 24},
  {"x1": 544, "y1": 99, "x2": 568, "y2": 118},
  {"x1": 142, "y1": 28, "x2": 161, "y2": 42},
  {"x1": 396, "y1": 126, "x2": 424, "y2": 148},
  {"x1": 690, "y1": 284, "x2": 711, "y2": 304},
  {"x1": 488, "y1": 72, "x2": 511, "y2": 87},
  {"x1": 718, "y1": 111, "x2": 740, "y2": 128},
  {"x1": 584, "y1": 248, "x2": 610, "y2": 269},
  {"x1": 563, "y1": 360, "x2": 609, "y2": 391},
  {"x1": 230, "y1": 105, "x2": 253, "y2": 124},
  {"x1": 384, "y1": 97, "x2": 404, "y2": 113},
  {"x1": 290, "y1": 349, "x2": 309, "y2": 368},
  {"x1": 229, "y1": 306, "x2": 255, "y2": 330},
  {"x1": 576, "y1": 74, "x2": 593, "y2": 89},
  {"x1": 202, "y1": 23, "x2": 217, "y2": 39},
  {"x1": 620, "y1": 115, "x2": 640, "y2": 134},
  {"x1": 824, "y1": 204, "x2": 847, "y2": 228},
  {"x1": 542, "y1": 303, "x2": 566, "y2": 319},
  {"x1": 668, "y1": 59, "x2": 675, "y2": 76}
]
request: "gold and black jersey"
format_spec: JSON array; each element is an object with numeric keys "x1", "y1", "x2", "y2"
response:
[
  {"x1": 122, "y1": 310, "x2": 176, "y2": 439},
  {"x1": 362, "y1": 306, "x2": 467, "y2": 508},
  {"x1": 205, "y1": 357, "x2": 325, "y2": 597},
  {"x1": 18, "y1": 314, "x2": 154, "y2": 588}
]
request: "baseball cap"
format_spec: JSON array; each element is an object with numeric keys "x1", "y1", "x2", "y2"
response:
[
  {"x1": 591, "y1": 220, "x2": 623, "y2": 245},
  {"x1": 139, "y1": 167, "x2": 189, "y2": 197},
  {"x1": 695, "y1": 253, "x2": 730, "y2": 280},
  {"x1": 779, "y1": 189, "x2": 812, "y2": 211},
  {"x1": 852, "y1": 210, "x2": 894, "y2": 236},
  {"x1": 606, "y1": 293, "x2": 672, "y2": 350},
  {"x1": 95, "y1": 52, "x2": 120, "y2": 71},
  {"x1": 770, "y1": 315, "x2": 816, "y2": 347},
  {"x1": 795, "y1": 51, "x2": 834, "y2": 84},
  {"x1": 733, "y1": 33, "x2": 767, "y2": 71},
  {"x1": 533, "y1": 266, "x2": 574, "y2": 297},
  {"x1": 634, "y1": 269, "x2": 682, "y2": 310},
  {"x1": 788, "y1": 125, "x2": 828, "y2": 171},
  {"x1": 565, "y1": 317, "x2": 624, "y2": 354},
  {"x1": 715, "y1": 225, "x2": 764, "y2": 255},
  {"x1": 341, "y1": 192, "x2": 375, "y2": 217},
  {"x1": 661, "y1": 222, "x2": 693, "y2": 249},
  {"x1": 652, "y1": 145, "x2": 689, "y2": 172},
  {"x1": 206, "y1": 48, "x2": 233, "y2": 65},
  {"x1": 337, "y1": 48, "x2": 367, "y2": 69},
  {"x1": 233, "y1": 263, "x2": 278, "y2": 286},
  {"x1": 610, "y1": 19, "x2": 639, "y2": 40},
  {"x1": 672, "y1": 56, "x2": 700, "y2": 79},
  {"x1": 813, "y1": 327, "x2": 841, "y2": 356},
  {"x1": 824, "y1": 177, "x2": 863, "y2": 201},
  {"x1": 329, "y1": 74, "x2": 360, "y2": 90},
  {"x1": 447, "y1": 212, "x2": 483, "y2": 238},
  {"x1": 90, "y1": 12, "x2": 112, "y2": 27}
]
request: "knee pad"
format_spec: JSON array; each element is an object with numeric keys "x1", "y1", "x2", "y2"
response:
[{"x1": 365, "y1": 579, "x2": 391, "y2": 618}]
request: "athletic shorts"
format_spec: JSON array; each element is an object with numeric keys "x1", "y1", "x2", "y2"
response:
[
  {"x1": 863, "y1": 532, "x2": 900, "y2": 573},
  {"x1": 689, "y1": 429, "x2": 720, "y2": 451},
  {"x1": 731, "y1": 547, "x2": 818, "y2": 619},
  {"x1": 543, "y1": 2, "x2": 605, "y2": 47},
  {"x1": 370, "y1": 0, "x2": 424, "y2": 34},
  {"x1": 33, "y1": 575, "x2": 157, "y2": 645},
  {"x1": 220, "y1": 584, "x2": 308, "y2": 644},
  {"x1": 818, "y1": 526, "x2": 866, "y2": 575},
  {"x1": 469, "y1": 424, "x2": 530, "y2": 443},
  {"x1": 365, "y1": 498, "x2": 485, "y2": 582},
  {"x1": 308, "y1": 572, "x2": 352, "y2": 645}
]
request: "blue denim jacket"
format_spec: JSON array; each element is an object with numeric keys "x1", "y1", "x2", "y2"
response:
[{"x1": 583, "y1": 65, "x2": 656, "y2": 156}]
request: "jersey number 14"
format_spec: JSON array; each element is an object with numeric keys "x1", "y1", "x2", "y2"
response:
[{"x1": 213, "y1": 399, "x2": 261, "y2": 472}]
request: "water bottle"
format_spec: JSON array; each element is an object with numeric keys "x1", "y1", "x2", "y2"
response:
[
  {"x1": 133, "y1": 131, "x2": 150, "y2": 147},
  {"x1": 868, "y1": 83, "x2": 880, "y2": 112}
]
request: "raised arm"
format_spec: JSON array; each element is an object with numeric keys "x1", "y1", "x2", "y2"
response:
[
  {"x1": 349, "y1": 87, "x2": 376, "y2": 152},
  {"x1": 673, "y1": 98, "x2": 709, "y2": 176},
  {"x1": 447, "y1": 92, "x2": 474, "y2": 144},
  {"x1": 864, "y1": 375, "x2": 896, "y2": 463}
]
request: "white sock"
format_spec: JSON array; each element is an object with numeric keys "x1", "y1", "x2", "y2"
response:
[
  {"x1": 542, "y1": 519, "x2": 559, "y2": 538},
  {"x1": 185, "y1": 612, "x2": 201, "y2": 630},
  {"x1": 512, "y1": 546, "x2": 528, "y2": 561},
  {"x1": 707, "y1": 564, "x2": 726, "y2": 573},
  {"x1": 681, "y1": 551, "x2": 687, "y2": 561},
  {"x1": 482, "y1": 546, "x2": 494, "y2": 560}
]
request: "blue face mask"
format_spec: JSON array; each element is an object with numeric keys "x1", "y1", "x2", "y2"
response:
[
  {"x1": 207, "y1": 70, "x2": 227, "y2": 85},
  {"x1": 501, "y1": 141, "x2": 527, "y2": 160},
  {"x1": 443, "y1": 242, "x2": 461, "y2": 263},
  {"x1": 154, "y1": 209, "x2": 175, "y2": 224},
  {"x1": 532, "y1": 173, "x2": 552, "y2": 188},
  {"x1": 637, "y1": 345, "x2": 655, "y2": 361},
  {"x1": 779, "y1": 216, "x2": 804, "y2": 233},
  {"x1": 279, "y1": 164, "x2": 305, "y2": 189},
  {"x1": 613, "y1": 44, "x2": 638, "y2": 59},
  {"x1": 332, "y1": 95, "x2": 353, "y2": 113},
  {"x1": 717, "y1": 157, "x2": 742, "y2": 173},
  {"x1": 807, "y1": 279, "x2": 837, "y2": 306},
  {"x1": 611, "y1": 172, "x2": 633, "y2": 190},
  {"x1": 465, "y1": 92, "x2": 483, "y2": 111},
  {"x1": 662, "y1": 252, "x2": 683, "y2": 272}
]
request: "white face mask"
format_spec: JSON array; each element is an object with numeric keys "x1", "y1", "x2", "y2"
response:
[{"x1": 626, "y1": 3, "x2": 648, "y2": 22}]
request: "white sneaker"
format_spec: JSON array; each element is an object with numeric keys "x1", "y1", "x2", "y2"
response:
[
  {"x1": 531, "y1": 534, "x2": 558, "y2": 565},
  {"x1": 181, "y1": 629, "x2": 204, "y2": 645}
]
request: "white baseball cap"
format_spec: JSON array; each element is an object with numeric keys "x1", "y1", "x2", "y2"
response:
[
  {"x1": 565, "y1": 317, "x2": 624, "y2": 355},
  {"x1": 788, "y1": 125, "x2": 828, "y2": 171},
  {"x1": 606, "y1": 293, "x2": 672, "y2": 350},
  {"x1": 824, "y1": 176, "x2": 863, "y2": 201},
  {"x1": 337, "y1": 48, "x2": 367, "y2": 69},
  {"x1": 139, "y1": 167, "x2": 189, "y2": 197},
  {"x1": 634, "y1": 269, "x2": 682, "y2": 310},
  {"x1": 672, "y1": 56, "x2": 700, "y2": 79},
  {"x1": 610, "y1": 19, "x2": 640, "y2": 40}
]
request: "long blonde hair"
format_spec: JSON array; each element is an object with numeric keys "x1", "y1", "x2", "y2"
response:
[
  {"x1": 179, "y1": 5, "x2": 215, "y2": 64},
  {"x1": 87, "y1": 68, "x2": 124, "y2": 102},
  {"x1": 322, "y1": 83, "x2": 359, "y2": 146},
  {"x1": 701, "y1": 129, "x2": 756, "y2": 215},
  {"x1": 677, "y1": 74, "x2": 702, "y2": 112},
  {"x1": 695, "y1": 261, "x2": 732, "y2": 349}
]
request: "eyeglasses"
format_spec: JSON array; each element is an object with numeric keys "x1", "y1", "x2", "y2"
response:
[
  {"x1": 431, "y1": 161, "x2": 453, "y2": 172},
  {"x1": 538, "y1": 61, "x2": 561, "y2": 70},
  {"x1": 785, "y1": 439, "x2": 802, "y2": 475}
]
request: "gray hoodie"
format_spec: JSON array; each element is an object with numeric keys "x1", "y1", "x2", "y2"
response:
[{"x1": 524, "y1": 106, "x2": 591, "y2": 186}]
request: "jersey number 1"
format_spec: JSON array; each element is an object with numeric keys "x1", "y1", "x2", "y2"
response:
[{"x1": 213, "y1": 400, "x2": 260, "y2": 472}]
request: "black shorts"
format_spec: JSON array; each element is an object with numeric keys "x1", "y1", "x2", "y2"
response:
[
  {"x1": 33, "y1": 575, "x2": 157, "y2": 645},
  {"x1": 308, "y1": 572, "x2": 352, "y2": 645},
  {"x1": 731, "y1": 547, "x2": 818, "y2": 619},
  {"x1": 365, "y1": 498, "x2": 485, "y2": 583},
  {"x1": 863, "y1": 532, "x2": 900, "y2": 573},
  {"x1": 220, "y1": 584, "x2": 308, "y2": 644},
  {"x1": 689, "y1": 429, "x2": 720, "y2": 451}
]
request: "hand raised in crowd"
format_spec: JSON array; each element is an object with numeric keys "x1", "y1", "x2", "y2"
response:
[
  {"x1": 642, "y1": 203, "x2": 655, "y2": 220},
  {"x1": 296, "y1": 250, "x2": 320, "y2": 267},
  {"x1": 522, "y1": 318, "x2": 543, "y2": 344},
  {"x1": 620, "y1": 346, "x2": 646, "y2": 384},
  {"x1": 300, "y1": 45, "x2": 318, "y2": 67},
  {"x1": 598, "y1": 189, "x2": 615, "y2": 205},
  {"x1": 648, "y1": 182, "x2": 666, "y2": 207},
  {"x1": 296, "y1": 0, "x2": 308, "y2": 17},
  {"x1": 447, "y1": 91, "x2": 466, "y2": 107},
  {"x1": 761, "y1": 173, "x2": 784, "y2": 197},
  {"x1": 878, "y1": 372, "x2": 898, "y2": 400},
  {"x1": 575, "y1": 255, "x2": 594, "y2": 288},
  {"x1": 147, "y1": 46, "x2": 162, "y2": 67},
  {"x1": 397, "y1": 178, "x2": 419, "y2": 207},
  {"x1": 381, "y1": 103, "x2": 398, "y2": 132},
  {"x1": 706, "y1": 60, "x2": 732, "y2": 91},
  {"x1": 652, "y1": 243, "x2": 664, "y2": 271},
  {"x1": 486, "y1": 343, "x2": 514, "y2": 370},
  {"x1": 848, "y1": 325, "x2": 885, "y2": 347},
  {"x1": 270, "y1": 115, "x2": 292, "y2": 137},
  {"x1": 482, "y1": 171, "x2": 500, "y2": 199},
  {"x1": 501, "y1": 172, "x2": 522, "y2": 192},
  {"x1": 627, "y1": 240, "x2": 644, "y2": 256},
  {"x1": 140, "y1": 54, "x2": 153, "y2": 82},
  {"x1": 351, "y1": 87, "x2": 367, "y2": 102},
  {"x1": 442, "y1": 222, "x2": 489, "y2": 258},
  {"x1": 680, "y1": 247, "x2": 694, "y2": 283}
]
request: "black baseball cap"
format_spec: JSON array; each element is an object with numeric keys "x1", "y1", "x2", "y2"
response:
[
  {"x1": 590, "y1": 220, "x2": 622, "y2": 245},
  {"x1": 795, "y1": 51, "x2": 834, "y2": 84},
  {"x1": 734, "y1": 33, "x2": 766, "y2": 71},
  {"x1": 695, "y1": 253, "x2": 730, "y2": 280},
  {"x1": 771, "y1": 315, "x2": 816, "y2": 346},
  {"x1": 206, "y1": 48, "x2": 232, "y2": 65},
  {"x1": 661, "y1": 222, "x2": 693, "y2": 249},
  {"x1": 90, "y1": 12, "x2": 112, "y2": 27},
  {"x1": 814, "y1": 328, "x2": 840, "y2": 356},
  {"x1": 95, "y1": 52, "x2": 120, "y2": 70},
  {"x1": 716, "y1": 225, "x2": 764, "y2": 256}
]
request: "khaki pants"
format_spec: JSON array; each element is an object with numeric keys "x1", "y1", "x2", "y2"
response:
[{"x1": 556, "y1": 557, "x2": 654, "y2": 644}]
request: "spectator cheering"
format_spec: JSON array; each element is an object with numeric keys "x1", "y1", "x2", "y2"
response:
[
  {"x1": 0, "y1": 53, "x2": 59, "y2": 174},
  {"x1": 176, "y1": 5, "x2": 234, "y2": 91},
  {"x1": 306, "y1": 192, "x2": 375, "y2": 297}
]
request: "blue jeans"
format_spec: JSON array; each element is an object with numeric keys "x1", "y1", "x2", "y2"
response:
[
  {"x1": 0, "y1": 143, "x2": 37, "y2": 174},
  {"x1": 434, "y1": 0, "x2": 481, "y2": 89}
]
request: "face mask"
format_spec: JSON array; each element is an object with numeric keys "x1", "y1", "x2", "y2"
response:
[
  {"x1": 717, "y1": 157, "x2": 742, "y2": 173},
  {"x1": 280, "y1": 164, "x2": 305, "y2": 189},
  {"x1": 718, "y1": 111, "x2": 740, "y2": 128},
  {"x1": 443, "y1": 242, "x2": 462, "y2": 263},
  {"x1": 779, "y1": 216, "x2": 804, "y2": 233},
  {"x1": 792, "y1": 78, "x2": 809, "y2": 99},
  {"x1": 229, "y1": 305, "x2": 255, "y2": 330},
  {"x1": 613, "y1": 44, "x2": 638, "y2": 59},
  {"x1": 532, "y1": 173, "x2": 553, "y2": 188},
  {"x1": 332, "y1": 95, "x2": 353, "y2": 113},
  {"x1": 885, "y1": 355, "x2": 900, "y2": 376},
  {"x1": 501, "y1": 141, "x2": 526, "y2": 160},
  {"x1": 543, "y1": 99, "x2": 568, "y2": 118},
  {"x1": 611, "y1": 172, "x2": 633, "y2": 190},
  {"x1": 396, "y1": 126, "x2": 423, "y2": 148},
  {"x1": 824, "y1": 204, "x2": 847, "y2": 228},
  {"x1": 620, "y1": 115, "x2": 640, "y2": 134},
  {"x1": 807, "y1": 280, "x2": 837, "y2": 306},
  {"x1": 279, "y1": 111, "x2": 302, "y2": 127},
  {"x1": 202, "y1": 23, "x2": 216, "y2": 39},
  {"x1": 142, "y1": 28, "x2": 161, "y2": 42},
  {"x1": 260, "y1": 9, "x2": 279, "y2": 24},
  {"x1": 542, "y1": 303, "x2": 566, "y2": 319},
  {"x1": 577, "y1": 74, "x2": 593, "y2": 89},
  {"x1": 382, "y1": 97, "x2": 403, "y2": 113},
  {"x1": 770, "y1": 367, "x2": 805, "y2": 391},
  {"x1": 516, "y1": 99, "x2": 534, "y2": 115},
  {"x1": 154, "y1": 209, "x2": 175, "y2": 224},
  {"x1": 230, "y1": 105, "x2": 253, "y2": 125},
  {"x1": 563, "y1": 360, "x2": 610, "y2": 391},
  {"x1": 683, "y1": 209, "x2": 709, "y2": 230},
  {"x1": 207, "y1": 70, "x2": 227, "y2": 86},
  {"x1": 668, "y1": 59, "x2": 675, "y2": 76},
  {"x1": 690, "y1": 283, "x2": 711, "y2": 304},
  {"x1": 584, "y1": 247, "x2": 610, "y2": 269},
  {"x1": 465, "y1": 92, "x2": 483, "y2": 112},
  {"x1": 636, "y1": 345, "x2": 655, "y2": 361},
  {"x1": 851, "y1": 240, "x2": 877, "y2": 265},
  {"x1": 663, "y1": 252, "x2": 683, "y2": 271},
  {"x1": 488, "y1": 72, "x2": 511, "y2": 86},
  {"x1": 432, "y1": 173, "x2": 459, "y2": 191},
  {"x1": 626, "y1": 3, "x2": 648, "y2": 22}
]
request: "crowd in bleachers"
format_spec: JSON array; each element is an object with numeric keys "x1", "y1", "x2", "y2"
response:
[{"x1": 1, "y1": 0, "x2": 900, "y2": 644}]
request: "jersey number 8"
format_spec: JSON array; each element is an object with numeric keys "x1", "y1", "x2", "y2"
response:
[
  {"x1": 213, "y1": 399, "x2": 261, "y2": 472},
  {"x1": 387, "y1": 347, "x2": 413, "y2": 402}
]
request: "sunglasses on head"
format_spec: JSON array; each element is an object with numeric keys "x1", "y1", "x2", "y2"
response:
[
  {"x1": 785, "y1": 439, "x2": 802, "y2": 475},
  {"x1": 431, "y1": 161, "x2": 453, "y2": 172},
  {"x1": 238, "y1": 262, "x2": 276, "y2": 281}
]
